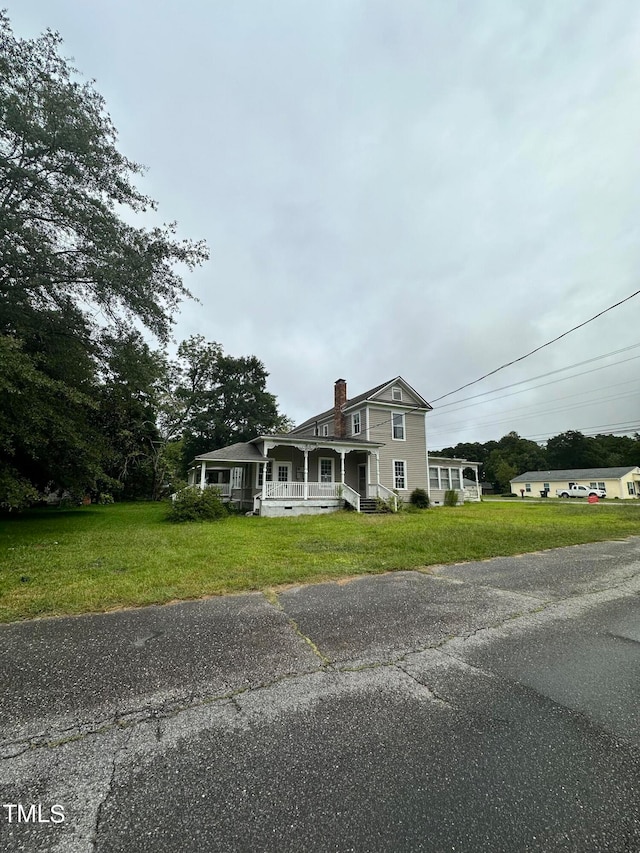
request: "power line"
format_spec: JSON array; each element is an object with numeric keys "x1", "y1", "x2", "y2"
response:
[
  {"x1": 430, "y1": 377, "x2": 639, "y2": 425},
  {"x1": 428, "y1": 352, "x2": 640, "y2": 418},
  {"x1": 431, "y1": 343, "x2": 640, "y2": 411},
  {"x1": 523, "y1": 420, "x2": 640, "y2": 441},
  {"x1": 427, "y1": 388, "x2": 640, "y2": 439},
  {"x1": 430, "y1": 289, "x2": 640, "y2": 404}
]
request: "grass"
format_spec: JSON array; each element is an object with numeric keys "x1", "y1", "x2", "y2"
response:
[{"x1": 0, "y1": 500, "x2": 638, "y2": 623}]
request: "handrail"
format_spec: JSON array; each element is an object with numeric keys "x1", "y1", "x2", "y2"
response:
[
  {"x1": 375, "y1": 483, "x2": 398, "y2": 511},
  {"x1": 339, "y1": 483, "x2": 360, "y2": 512}
]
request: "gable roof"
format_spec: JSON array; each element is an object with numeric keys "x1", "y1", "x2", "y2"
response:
[
  {"x1": 291, "y1": 376, "x2": 432, "y2": 434},
  {"x1": 511, "y1": 466, "x2": 640, "y2": 483}
]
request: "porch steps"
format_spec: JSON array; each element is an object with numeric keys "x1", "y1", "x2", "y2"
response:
[{"x1": 359, "y1": 498, "x2": 386, "y2": 514}]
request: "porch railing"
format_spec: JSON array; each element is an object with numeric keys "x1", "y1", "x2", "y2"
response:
[
  {"x1": 340, "y1": 483, "x2": 360, "y2": 512},
  {"x1": 203, "y1": 483, "x2": 232, "y2": 497},
  {"x1": 369, "y1": 482, "x2": 398, "y2": 511},
  {"x1": 263, "y1": 481, "x2": 342, "y2": 499}
]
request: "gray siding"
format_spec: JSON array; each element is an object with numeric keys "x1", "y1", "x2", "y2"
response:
[
  {"x1": 372, "y1": 384, "x2": 422, "y2": 406},
  {"x1": 367, "y1": 407, "x2": 428, "y2": 494},
  {"x1": 344, "y1": 407, "x2": 365, "y2": 439},
  {"x1": 429, "y1": 489, "x2": 464, "y2": 506}
]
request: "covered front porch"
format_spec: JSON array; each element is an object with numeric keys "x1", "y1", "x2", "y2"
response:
[
  {"x1": 188, "y1": 435, "x2": 389, "y2": 516},
  {"x1": 255, "y1": 435, "x2": 390, "y2": 516}
]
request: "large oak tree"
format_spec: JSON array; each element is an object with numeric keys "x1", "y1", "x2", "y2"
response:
[{"x1": 0, "y1": 13, "x2": 208, "y2": 507}]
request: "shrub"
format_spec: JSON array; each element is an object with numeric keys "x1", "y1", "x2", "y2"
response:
[
  {"x1": 410, "y1": 488, "x2": 429, "y2": 509},
  {"x1": 374, "y1": 496, "x2": 393, "y2": 513},
  {"x1": 443, "y1": 489, "x2": 458, "y2": 507},
  {"x1": 167, "y1": 487, "x2": 228, "y2": 522}
]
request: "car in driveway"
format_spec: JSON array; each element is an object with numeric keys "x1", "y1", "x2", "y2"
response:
[{"x1": 556, "y1": 484, "x2": 607, "y2": 499}]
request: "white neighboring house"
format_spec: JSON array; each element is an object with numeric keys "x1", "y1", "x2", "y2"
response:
[
  {"x1": 510, "y1": 466, "x2": 640, "y2": 499},
  {"x1": 187, "y1": 376, "x2": 481, "y2": 516}
]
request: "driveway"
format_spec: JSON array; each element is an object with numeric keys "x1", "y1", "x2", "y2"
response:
[{"x1": 1, "y1": 538, "x2": 639, "y2": 852}]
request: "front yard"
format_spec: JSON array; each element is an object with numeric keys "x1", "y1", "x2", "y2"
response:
[{"x1": 1, "y1": 500, "x2": 638, "y2": 622}]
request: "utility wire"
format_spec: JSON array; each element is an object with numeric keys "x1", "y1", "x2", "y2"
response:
[
  {"x1": 430, "y1": 376, "x2": 639, "y2": 424},
  {"x1": 430, "y1": 289, "x2": 640, "y2": 404},
  {"x1": 428, "y1": 352, "x2": 640, "y2": 418},
  {"x1": 427, "y1": 388, "x2": 640, "y2": 439},
  {"x1": 431, "y1": 342, "x2": 640, "y2": 411},
  {"x1": 523, "y1": 420, "x2": 640, "y2": 441},
  {"x1": 361, "y1": 349, "x2": 640, "y2": 439}
]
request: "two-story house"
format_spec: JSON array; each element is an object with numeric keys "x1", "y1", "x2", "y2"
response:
[{"x1": 186, "y1": 376, "x2": 480, "y2": 515}]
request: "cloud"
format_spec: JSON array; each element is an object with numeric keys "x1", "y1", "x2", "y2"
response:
[{"x1": 10, "y1": 0, "x2": 640, "y2": 440}]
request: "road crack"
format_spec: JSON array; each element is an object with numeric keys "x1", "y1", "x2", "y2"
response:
[
  {"x1": 262, "y1": 589, "x2": 332, "y2": 666},
  {"x1": 90, "y1": 728, "x2": 133, "y2": 850}
]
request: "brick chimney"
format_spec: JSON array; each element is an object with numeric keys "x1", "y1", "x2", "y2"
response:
[{"x1": 334, "y1": 378, "x2": 347, "y2": 437}]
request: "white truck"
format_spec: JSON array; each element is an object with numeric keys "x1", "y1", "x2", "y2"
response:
[{"x1": 555, "y1": 484, "x2": 606, "y2": 499}]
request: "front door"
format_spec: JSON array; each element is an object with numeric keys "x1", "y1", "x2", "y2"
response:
[
  {"x1": 274, "y1": 462, "x2": 291, "y2": 483},
  {"x1": 358, "y1": 464, "x2": 367, "y2": 497}
]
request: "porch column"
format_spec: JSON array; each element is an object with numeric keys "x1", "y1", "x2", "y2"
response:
[
  {"x1": 303, "y1": 449, "x2": 309, "y2": 500},
  {"x1": 375, "y1": 451, "x2": 380, "y2": 485},
  {"x1": 459, "y1": 466, "x2": 464, "y2": 497},
  {"x1": 474, "y1": 466, "x2": 480, "y2": 501},
  {"x1": 261, "y1": 461, "x2": 267, "y2": 502},
  {"x1": 200, "y1": 462, "x2": 206, "y2": 489},
  {"x1": 340, "y1": 451, "x2": 345, "y2": 484}
]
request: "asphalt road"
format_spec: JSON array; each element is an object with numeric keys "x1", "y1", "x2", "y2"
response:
[{"x1": 1, "y1": 538, "x2": 639, "y2": 852}]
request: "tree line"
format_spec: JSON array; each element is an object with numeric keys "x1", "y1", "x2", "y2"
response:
[
  {"x1": 0, "y1": 14, "x2": 288, "y2": 509},
  {"x1": 434, "y1": 430, "x2": 640, "y2": 492}
]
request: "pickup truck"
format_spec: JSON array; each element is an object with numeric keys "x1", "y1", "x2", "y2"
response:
[{"x1": 556, "y1": 484, "x2": 606, "y2": 499}]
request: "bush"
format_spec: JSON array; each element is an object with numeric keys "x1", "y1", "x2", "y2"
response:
[
  {"x1": 410, "y1": 488, "x2": 429, "y2": 509},
  {"x1": 167, "y1": 487, "x2": 228, "y2": 522},
  {"x1": 443, "y1": 489, "x2": 458, "y2": 507}
]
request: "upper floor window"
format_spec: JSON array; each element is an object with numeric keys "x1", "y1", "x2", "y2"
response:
[
  {"x1": 392, "y1": 412, "x2": 405, "y2": 440},
  {"x1": 352, "y1": 411, "x2": 361, "y2": 435},
  {"x1": 392, "y1": 386, "x2": 402, "y2": 401},
  {"x1": 322, "y1": 423, "x2": 329, "y2": 436}
]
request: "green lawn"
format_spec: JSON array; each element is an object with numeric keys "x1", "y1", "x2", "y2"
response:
[{"x1": 1, "y1": 500, "x2": 638, "y2": 622}]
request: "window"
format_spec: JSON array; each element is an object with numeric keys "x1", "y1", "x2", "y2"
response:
[
  {"x1": 525, "y1": 483, "x2": 531, "y2": 492},
  {"x1": 429, "y1": 467, "x2": 439, "y2": 489},
  {"x1": 352, "y1": 412, "x2": 361, "y2": 435},
  {"x1": 319, "y1": 458, "x2": 334, "y2": 483},
  {"x1": 590, "y1": 482, "x2": 597, "y2": 488},
  {"x1": 598, "y1": 482, "x2": 605, "y2": 490},
  {"x1": 543, "y1": 482, "x2": 550, "y2": 490},
  {"x1": 628, "y1": 482, "x2": 635, "y2": 495},
  {"x1": 322, "y1": 423, "x2": 329, "y2": 436},
  {"x1": 392, "y1": 412, "x2": 405, "y2": 440},
  {"x1": 393, "y1": 460, "x2": 406, "y2": 490},
  {"x1": 207, "y1": 469, "x2": 230, "y2": 485},
  {"x1": 451, "y1": 469, "x2": 461, "y2": 489},
  {"x1": 257, "y1": 461, "x2": 273, "y2": 487},
  {"x1": 440, "y1": 468, "x2": 451, "y2": 489},
  {"x1": 276, "y1": 464, "x2": 289, "y2": 482},
  {"x1": 232, "y1": 467, "x2": 243, "y2": 489},
  {"x1": 392, "y1": 386, "x2": 402, "y2": 401}
]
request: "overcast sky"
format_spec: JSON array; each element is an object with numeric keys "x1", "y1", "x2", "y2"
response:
[{"x1": 10, "y1": 1, "x2": 640, "y2": 449}]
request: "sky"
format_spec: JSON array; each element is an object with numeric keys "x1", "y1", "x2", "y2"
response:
[{"x1": 9, "y1": 0, "x2": 640, "y2": 450}]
